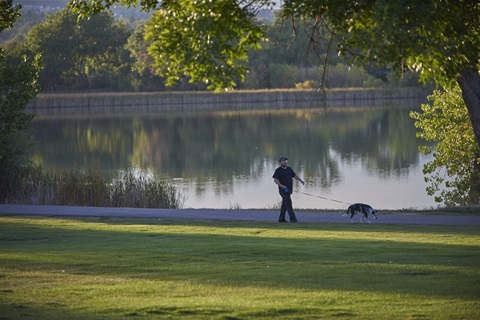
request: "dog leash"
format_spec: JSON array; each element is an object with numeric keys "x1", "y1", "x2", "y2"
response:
[{"x1": 299, "y1": 192, "x2": 351, "y2": 206}]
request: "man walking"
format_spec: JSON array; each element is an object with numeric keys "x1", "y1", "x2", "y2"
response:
[{"x1": 273, "y1": 156, "x2": 305, "y2": 222}]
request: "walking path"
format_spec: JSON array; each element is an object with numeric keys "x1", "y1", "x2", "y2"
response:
[{"x1": 1, "y1": 204, "x2": 479, "y2": 225}]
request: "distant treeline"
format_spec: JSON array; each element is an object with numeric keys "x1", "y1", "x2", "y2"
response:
[{"x1": 3, "y1": 6, "x2": 423, "y2": 93}]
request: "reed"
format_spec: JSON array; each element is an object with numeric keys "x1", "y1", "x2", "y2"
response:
[
  {"x1": 1, "y1": 167, "x2": 184, "y2": 209},
  {"x1": 108, "y1": 169, "x2": 184, "y2": 209}
]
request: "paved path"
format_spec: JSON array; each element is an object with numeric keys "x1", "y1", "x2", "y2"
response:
[{"x1": 0, "y1": 204, "x2": 479, "y2": 225}]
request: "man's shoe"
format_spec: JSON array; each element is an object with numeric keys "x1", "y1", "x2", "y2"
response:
[{"x1": 290, "y1": 219, "x2": 298, "y2": 223}]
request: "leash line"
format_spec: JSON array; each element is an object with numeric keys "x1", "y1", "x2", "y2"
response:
[{"x1": 299, "y1": 192, "x2": 351, "y2": 206}]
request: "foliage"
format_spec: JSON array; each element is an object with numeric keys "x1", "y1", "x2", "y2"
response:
[
  {"x1": 24, "y1": 8, "x2": 131, "y2": 90},
  {"x1": 0, "y1": 7, "x2": 46, "y2": 43},
  {"x1": 124, "y1": 23, "x2": 161, "y2": 91},
  {"x1": 0, "y1": 0, "x2": 41, "y2": 199},
  {"x1": 282, "y1": 0, "x2": 479, "y2": 87},
  {"x1": 70, "y1": 0, "x2": 271, "y2": 91},
  {"x1": 144, "y1": 0, "x2": 265, "y2": 91},
  {"x1": 127, "y1": 18, "x2": 378, "y2": 90},
  {"x1": 411, "y1": 84, "x2": 480, "y2": 206},
  {"x1": 3, "y1": 2, "x2": 403, "y2": 91},
  {"x1": 69, "y1": 0, "x2": 479, "y2": 90},
  {"x1": 0, "y1": 0, "x2": 21, "y2": 32}
]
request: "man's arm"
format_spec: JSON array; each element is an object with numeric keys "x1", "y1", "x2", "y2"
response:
[
  {"x1": 294, "y1": 175, "x2": 305, "y2": 185},
  {"x1": 273, "y1": 178, "x2": 286, "y2": 190}
]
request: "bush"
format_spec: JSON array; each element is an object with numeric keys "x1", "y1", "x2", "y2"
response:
[
  {"x1": 363, "y1": 75, "x2": 386, "y2": 88},
  {"x1": 410, "y1": 84, "x2": 480, "y2": 206}
]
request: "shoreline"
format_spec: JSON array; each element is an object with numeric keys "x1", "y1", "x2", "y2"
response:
[{"x1": 27, "y1": 87, "x2": 428, "y2": 115}]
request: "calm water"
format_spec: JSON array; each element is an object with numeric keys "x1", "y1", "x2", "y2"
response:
[{"x1": 30, "y1": 102, "x2": 438, "y2": 210}]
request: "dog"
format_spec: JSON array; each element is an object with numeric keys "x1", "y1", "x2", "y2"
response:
[{"x1": 343, "y1": 203, "x2": 378, "y2": 223}]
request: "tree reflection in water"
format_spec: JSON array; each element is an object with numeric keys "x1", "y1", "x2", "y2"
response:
[{"x1": 31, "y1": 103, "x2": 437, "y2": 210}]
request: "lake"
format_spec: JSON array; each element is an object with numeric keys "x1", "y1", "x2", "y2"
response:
[{"x1": 30, "y1": 101, "x2": 438, "y2": 210}]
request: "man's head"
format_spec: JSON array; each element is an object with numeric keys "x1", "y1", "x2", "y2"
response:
[{"x1": 278, "y1": 156, "x2": 288, "y2": 167}]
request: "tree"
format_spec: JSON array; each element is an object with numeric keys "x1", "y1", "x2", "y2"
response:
[
  {"x1": 125, "y1": 23, "x2": 154, "y2": 91},
  {"x1": 144, "y1": 0, "x2": 266, "y2": 91},
  {"x1": 70, "y1": 0, "x2": 267, "y2": 91},
  {"x1": 411, "y1": 85, "x2": 480, "y2": 206},
  {"x1": 0, "y1": 0, "x2": 41, "y2": 197},
  {"x1": 25, "y1": 8, "x2": 131, "y2": 90}
]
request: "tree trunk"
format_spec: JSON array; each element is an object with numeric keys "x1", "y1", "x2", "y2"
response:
[
  {"x1": 469, "y1": 154, "x2": 480, "y2": 205},
  {"x1": 457, "y1": 68, "x2": 480, "y2": 205},
  {"x1": 457, "y1": 68, "x2": 480, "y2": 149}
]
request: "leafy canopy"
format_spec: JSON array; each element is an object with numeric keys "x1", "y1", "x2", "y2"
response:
[
  {"x1": 69, "y1": 0, "x2": 479, "y2": 90},
  {"x1": 70, "y1": 0, "x2": 266, "y2": 91},
  {"x1": 0, "y1": 0, "x2": 21, "y2": 32},
  {"x1": 282, "y1": 0, "x2": 479, "y2": 86},
  {"x1": 145, "y1": 0, "x2": 264, "y2": 91}
]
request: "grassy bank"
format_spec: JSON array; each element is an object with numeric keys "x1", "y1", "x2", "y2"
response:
[
  {"x1": 0, "y1": 217, "x2": 478, "y2": 319},
  {"x1": 1, "y1": 168, "x2": 183, "y2": 209}
]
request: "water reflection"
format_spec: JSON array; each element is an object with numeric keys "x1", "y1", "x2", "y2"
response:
[{"x1": 31, "y1": 103, "x2": 437, "y2": 210}]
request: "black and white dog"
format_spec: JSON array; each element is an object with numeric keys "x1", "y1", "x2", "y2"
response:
[{"x1": 343, "y1": 203, "x2": 378, "y2": 223}]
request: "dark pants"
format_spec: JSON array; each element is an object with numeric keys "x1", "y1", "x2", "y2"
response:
[{"x1": 278, "y1": 189, "x2": 297, "y2": 222}]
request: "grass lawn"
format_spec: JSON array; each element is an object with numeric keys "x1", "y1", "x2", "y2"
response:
[{"x1": 0, "y1": 216, "x2": 479, "y2": 319}]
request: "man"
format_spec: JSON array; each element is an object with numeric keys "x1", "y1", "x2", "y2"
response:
[{"x1": 272, "y1": 156, "x2": 305, "y2": 223}]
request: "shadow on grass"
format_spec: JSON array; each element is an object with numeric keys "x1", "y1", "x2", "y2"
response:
[
  {"x1": 77, "y1": 215, "x2": 480, "y2": 236},
  {"x1": 1, "y1": 216, "x2": 479, "y2": 319}
]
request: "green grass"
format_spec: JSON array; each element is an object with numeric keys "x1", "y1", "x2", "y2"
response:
[{"x1": 0, "y1": 217, "x2": 479, "y2": 319}]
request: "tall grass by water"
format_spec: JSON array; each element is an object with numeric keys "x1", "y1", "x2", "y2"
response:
[
  {"x1": 1, "y1": 167, "x2": 184, "y2": 209},
  {"x1": 0, "y1": 217, "x2": 478, "y2": 319}
]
